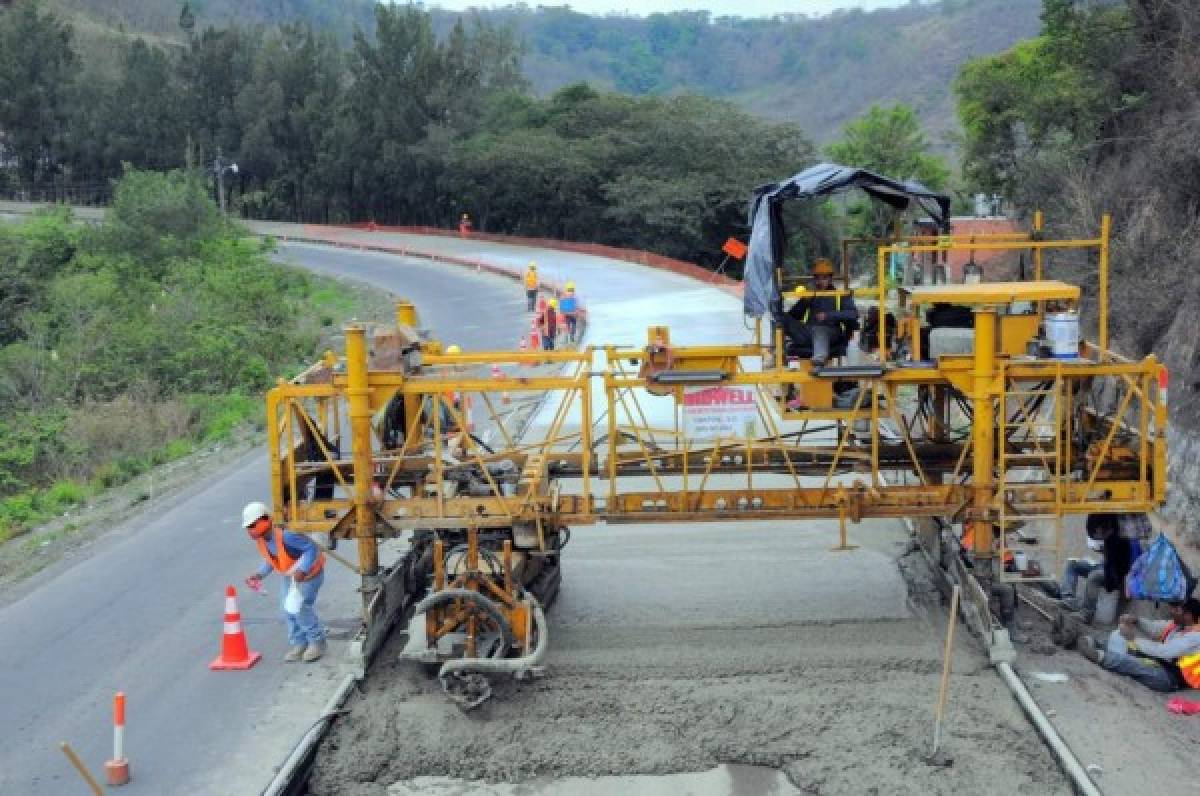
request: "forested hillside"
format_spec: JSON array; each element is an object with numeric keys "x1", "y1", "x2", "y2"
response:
[
  {"x1": 43, "y1": 0, "x2": 1040, "y2": 144},
  {"x1": 1, "y1": 2, "x2": 838, "y2": 267},
  {"x1": 445, "y1": 0, "x2": 1042, "y2": 143}
]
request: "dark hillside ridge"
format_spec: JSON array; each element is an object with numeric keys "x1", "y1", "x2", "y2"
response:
[{"x1": 44, "y1": 0, "x2": 1040, "y2": 145}]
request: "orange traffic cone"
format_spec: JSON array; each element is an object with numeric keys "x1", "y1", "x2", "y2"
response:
[
  {"x1": 209, "y1": 586, "x2": 262, "y2": 671},
  {"x1": 529, "y1": 318, "x2": 541, "y2": 351}
]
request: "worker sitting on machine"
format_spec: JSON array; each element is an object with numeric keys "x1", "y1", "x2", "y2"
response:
[{"x1": 782, "y1": 258, "x2": 859, "y2": 367}]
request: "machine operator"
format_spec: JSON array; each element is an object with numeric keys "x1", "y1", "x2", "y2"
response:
[{"x1": 783, "y1": 258, "x2": 859, "y2": 367}]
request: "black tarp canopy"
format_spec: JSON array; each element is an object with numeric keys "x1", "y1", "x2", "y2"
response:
[{"x1": 743, "y1": 162, "x2": 952, "y2": 318}]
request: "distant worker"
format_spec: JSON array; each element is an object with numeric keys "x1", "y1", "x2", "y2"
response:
[
  {"x1": 1078, "y1": 598, "x2": 1200, "y2": 692},
  {"x1": 458, "y1": 213, "x2": 473, "y2": 237},
  {"x1": 539, "y1": 298, "x2": 558, "y2": 351},
  {"x1": 559, "y1": 282, "x2": 579, "y2": 343},
  {"x1": 783, "y1": 258, "x2": 859, "y2": 367},
  {"x1": 243, "y1": 501, "x2": 327, "y2": 663},
  {"x1": 524, "y1": 261, "x2": 539, "y2": 312}
]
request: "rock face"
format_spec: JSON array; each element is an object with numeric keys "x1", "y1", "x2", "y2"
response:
[{"x1": 1165, "y1": 427, "x2": 1200, "y2": 547}]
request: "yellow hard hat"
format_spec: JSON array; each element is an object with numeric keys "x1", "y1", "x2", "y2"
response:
[
  {"x1": 549, "y1": 298, "x2": 558, "y2": 309},
  {"x1": 565, "y1": 280, "x2": 575, "y2": 291},
  {"x1": 812, "y1": 258, "x2": 835, "y2": 276},
  {"x1": 445, "y1": 344, "x2": 462, "y2": 354}
]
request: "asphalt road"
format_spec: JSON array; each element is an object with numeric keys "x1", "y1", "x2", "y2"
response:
[{"x1": 0, "y1": 243, "x2": 528, "y2": 795}]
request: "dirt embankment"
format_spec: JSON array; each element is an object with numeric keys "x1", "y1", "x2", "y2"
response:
[{"x1": 307, "y1": 543, "x2": 1068, "y2": 796}]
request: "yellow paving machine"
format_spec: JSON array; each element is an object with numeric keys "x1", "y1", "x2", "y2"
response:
[{"x1": 264, "y1": 165, "x2": 1165, "y2": 706}]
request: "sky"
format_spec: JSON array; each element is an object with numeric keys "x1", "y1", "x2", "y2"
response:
[{"x1": 424, "y1": 1, "x2": 914, "y2": 17}]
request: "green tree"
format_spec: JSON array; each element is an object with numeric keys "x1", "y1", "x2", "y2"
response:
[
  {"x1": 826, "y1": 103, "x2": 949, "y2": 188},
  {"x1": 0, "y1": 2, "x2": 78, "y2": 186},
  {"x1": 235, "y1": 24, "x2": 343, "y2": 219},
  {"x1": 103, "y1": 40, "x2": 186, "y2": 172}
]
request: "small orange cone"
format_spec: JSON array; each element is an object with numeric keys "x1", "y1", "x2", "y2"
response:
[
  {"x1": 209, "y1": 586, "x2": 262, "y2": 671},
  {"x1": 529, "y1": 318, "x2": 541, "y2": 351}
]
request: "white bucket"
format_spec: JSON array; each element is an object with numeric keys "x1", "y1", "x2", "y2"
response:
[{"x1": 1044, "y1": 312, "x2": 1080, "y2": 359}]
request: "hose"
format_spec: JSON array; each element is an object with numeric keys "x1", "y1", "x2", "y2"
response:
[
  {"x1": 995, "y1": 662, "x2": 1102, "y2": 796},
  {"x1": 438, "y1": 592, "x2": 549, "y2": 681},
  {"x1": 412, "y1": 587, "x2": 515, "y2": 651}
]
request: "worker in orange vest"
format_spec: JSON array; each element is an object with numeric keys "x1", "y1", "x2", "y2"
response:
[
  {"x1": 242, "y1": 501, "x2": 327, "y2": 663},
  {"x1": 458, "y1": 213, "x2": 473, "y2": 237},
  {"x1": 1079, "y1": 597, "x2": 1200, "y2": 692},
  {"x1": 524, "y1": 261, "x2": 539, "y2": 312}
]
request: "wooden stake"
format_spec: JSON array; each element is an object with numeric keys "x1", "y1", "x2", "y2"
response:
[
  {"x1": 60, "y1": 742, "x2": 104, "y2": 796},
  {"x1": 931, "y1": 584, "x2": 961, "y2": 756}
]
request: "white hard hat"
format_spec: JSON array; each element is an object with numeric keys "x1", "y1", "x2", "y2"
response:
[{"x1": 242, "y1": 501, "x2": 269, "y2": 528}]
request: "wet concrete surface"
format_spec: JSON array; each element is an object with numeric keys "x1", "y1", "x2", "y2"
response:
[
  {"x1": 389, "y1": 764, "x2": 804, "y2": 795},
  {"x1": 308, "y1": 522, "x2": 1070, "y2": 796}
]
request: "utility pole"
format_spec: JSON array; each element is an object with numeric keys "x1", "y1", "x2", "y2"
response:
[{"x1": 213, "y1": 148, "x2": 238, "y2": 216}]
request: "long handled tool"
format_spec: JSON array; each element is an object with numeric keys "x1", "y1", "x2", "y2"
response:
[
  {"x1": 930, "y1": 584, "x2": 961, "y2": 759},
  {"x1": 60, "y1": 742, "x2": 104, "y2": 796},
  {"x1": 317, "y1": 541, "x2": 362, "y2": 575}
]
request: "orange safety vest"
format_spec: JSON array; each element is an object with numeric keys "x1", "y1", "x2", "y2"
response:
[
  {"x1": 801, "y1": 294, "x2": 841, "y2": 324},
  {"x1": 524, "y1": 270, "x2": 538, "y2": 290},
  {"x1": 256, "y1": 527, "x2": 325, "y2": 578},
  {"x1": 1155, "y1": 622, "x2": 1200, "y2": 688}
]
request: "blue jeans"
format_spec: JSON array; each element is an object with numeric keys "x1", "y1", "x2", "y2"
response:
[
  {"x1": 1060, "y1": 558, "x2": 1099, "y2": 597},
  {"x1": 1102, "y1": 630, "x2": 1177, "y2": 692},
  {"x1": 280, "y1": 570, "x2": 325, "y2": 646}
]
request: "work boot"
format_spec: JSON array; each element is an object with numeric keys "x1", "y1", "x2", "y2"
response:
[
  {"x1": 284, "y1": 645, "x2": 305, "y2": 663},
  {"x1": 1077, "y1": 635, "x2": 1105, "y2": 666},
  {"x1": 302, "y1": 641, "x2": 326, "y2": 663}
]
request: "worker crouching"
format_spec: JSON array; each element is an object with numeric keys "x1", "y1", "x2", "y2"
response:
[{"x1": 242, "y1": 501, "x2": 328, "y2": 663}]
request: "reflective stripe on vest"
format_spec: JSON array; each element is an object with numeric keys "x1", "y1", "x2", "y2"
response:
[
  {"x1": 256, "y1": 527, "x2": 325, "y2": 578},
  {"x1": 801, "y1": 295, "x2": 841, "y2": 324},
  {"x1": 1177, "y1": 650, "x2": 1200, "y2": 688},
  {"x1": 1155, "y1": 622, "x2": 1200, "y2": 687}
]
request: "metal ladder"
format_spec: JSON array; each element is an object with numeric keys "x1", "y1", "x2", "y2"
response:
[{"x1": 996, "y1": 362, "x2": 1065, "y2": 584}]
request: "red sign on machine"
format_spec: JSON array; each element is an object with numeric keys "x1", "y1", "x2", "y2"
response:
[{"x1": 682, "y1": 386, "x2": 759, "y2": 439}]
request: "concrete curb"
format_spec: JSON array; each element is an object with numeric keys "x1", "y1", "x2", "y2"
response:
[{"x1": 334, "y1": 222, "x2": 744, "y2": 298}]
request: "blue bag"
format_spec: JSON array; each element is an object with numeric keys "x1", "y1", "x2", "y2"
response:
[{"x1": 1126, "y1": 534, "x2": 1190, "y2": 602}]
